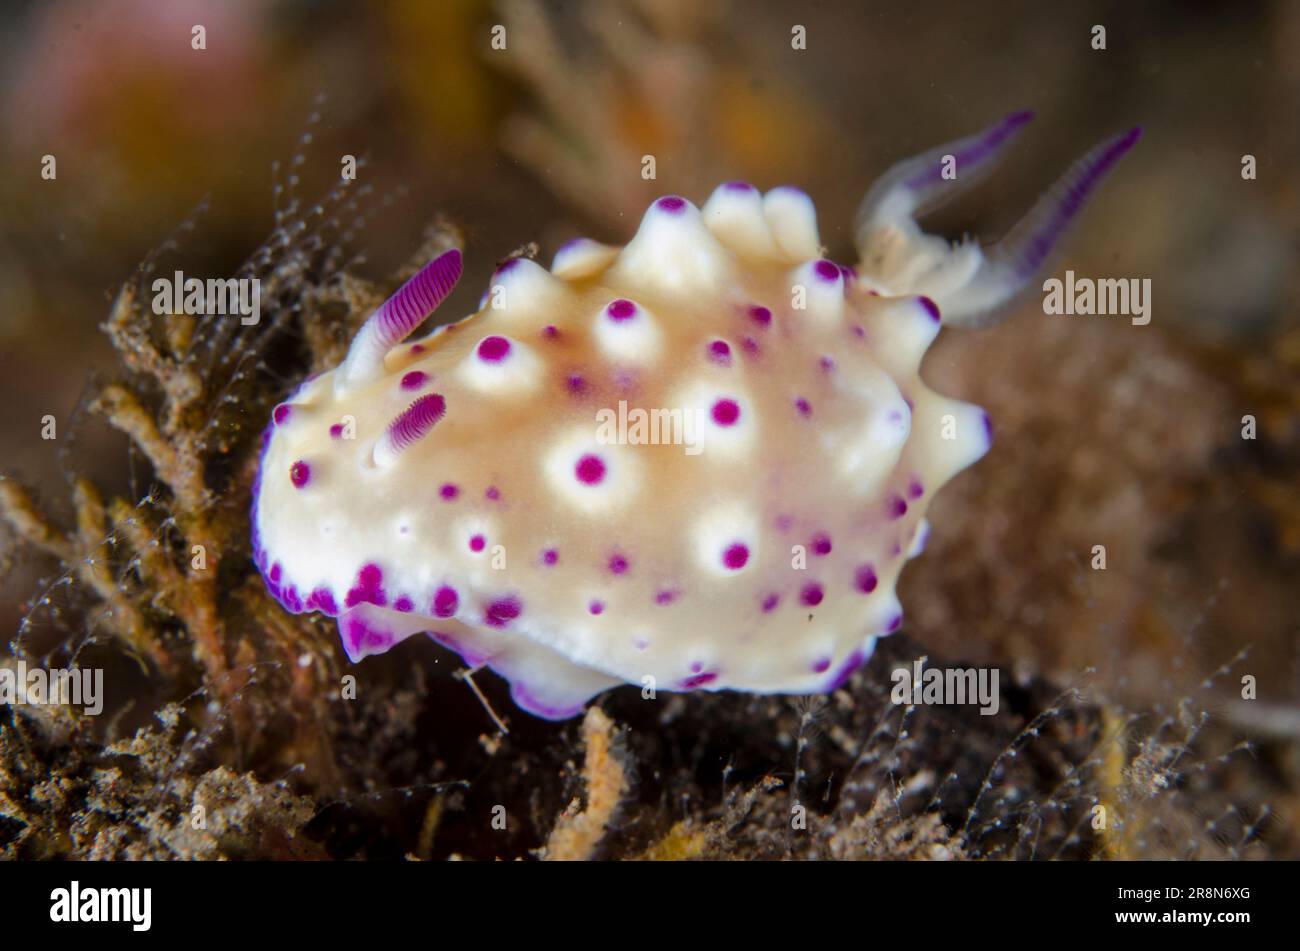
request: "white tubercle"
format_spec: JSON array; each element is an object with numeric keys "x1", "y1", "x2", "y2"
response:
[{"x1": 763, "y1": 187, "x2": 822, "y2": 260}]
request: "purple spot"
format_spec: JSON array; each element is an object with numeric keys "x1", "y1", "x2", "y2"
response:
[
  {"x1": 433, "y1": 585, "x2": 459, "y2": 618},
  {"x1": 775, "y1": 514, "x2": 794, "y2": 532},
  {"x1": 724, "y1": 180, "x2": 755, "y2": 192},
  {"x1": 886, "y1": 612, "x2": 903, "y2": 633},
  {"x1": 394, "y1": 596, "x2": 414, "y2": 613},
  {"x1": 855, "y1": 565, "x2": 878, "y2": 594},
  {"x1": 485, "y1": 486, "x2": 501, "y2": 501},
  {"x1": 273, "y1": 403, "x2": 293, "y2": 425},
  {"x1": 345, "y1": 564, "x2": 387, "y2": 608},
  {"x1": 982, "y1": 411, "x2": 994, "y2": 444},
  {"x1": 606, "y1": 299, "x2": 637, "y2": 321},
  {"x1": 811, "y1": 656, "x2": 832, "y2": 674},
  {"x1": 811, "y1": 533, "x2": 832, "y2": 556},
  {"x1": 814, "y1": 259, "x2": 841, "y2": 282},
  {"x1": 575, "y1": 454, "x2": 606, "y2": 485},
  {"x1": 826, "y1": 650, "x2": 866, "y2": 691},
  {"x1": 656, "y1": 195, "x2": 687, "y2": 213},
  {"x1": 439, "y1": 482, "x2": 459, "y2": 501},
  {"x1": 886, "y1": 495, "x2": 908, "y2": 520},
  {"x1": 542, "y1": 548, "x2": 559, "y2": 566},
  {"x1": 707, "y1": 340, "x2": 732, "y2": 365},
  {"x1": 608, "y1": 553, "x2": 629, "y2": 575},
  {"x1": 722, "y1": 543, "x2": 750, "y2": 570},
  {"x1": 401, "y1": 370, "x2": 429, "y2": 391},
  {"x1": 851, "y1": 325, "x2": 866, "y2": 339},
  {"x1": 542, "y1": 324, "x2": 559, "y2": 339},
  {"x1": 711, "y1": 398, "x2": 740, "y2": 426},
  {"x1": 655, "y1": 589, "x2": 677, "y2": 605},
  {"x1": 795, "y1": 397, "x2": 812, "y2": 418},
  {"x1": 748, "y1": 305, "x2": 772, "y2": 327},
  {"x1": 478, "y1": 335, "x2": 511, "y2": 362},
  {"x1": 269, "y1": 563, "x2": 282, "y2": 583},
  {"x1": 496, "y1": 258, "x2": 520, "y2": 274},
  {"x1": 819, "y1": 356, "x2": 835, "y2": 372},
  {"x1": 410, "y1": 344, "x2": 426, "y2": 354},
  {"x1": 907, "y1": 479, "x2": 924, "y2": 499},
  {"x1": 589, "y1": 599, "x2": 604, "y2": 616},
  {"x1": 309, "y1": 587, "x2": 338, "y2": 615},
  {"x1": 485, "y1": 596, "x2": 522, "y2": 628},
  {"x1": 918, "y1": 296, "x2": 941, "y2": 322},
  {"x1": 800, "y1": 582, "x2": 824, "y2": 607},
  {"x1": 761, "y1": 593, "x2": 780, "y2": 613},
  {"x1": 567, "y1": 374, "x2": 587, "y2": 395},
  {"x1": 742, "y1": 336, "x2": 760, "y2": 357},
  {"x1": 329, "y1": 423, "x2": 344, "y2": 439},
  {"x1": 469, "y1": 534, "x2": 486, "y2": 553},
  {"x1": 289, "y1": 460, "x2": 311, "y2": 488}
]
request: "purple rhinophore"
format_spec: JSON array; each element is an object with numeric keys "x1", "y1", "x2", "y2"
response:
[
  {"x1": 1007, "y1": 125, "x2": 1143, "y2": 279},
  {"x1": 387, "y1": 393, "x2": 447, "y2": 452},
  {"x1": 903, "y1": 110, "x2": 1035, "y2": 192},
  {"x1": 373, "y1": 249, "x2": 463, "y2": 348}
]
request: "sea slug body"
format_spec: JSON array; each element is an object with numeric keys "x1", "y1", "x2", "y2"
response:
[{"x1": 251, "y1": 112, "x2": 1139, "y2": 719}]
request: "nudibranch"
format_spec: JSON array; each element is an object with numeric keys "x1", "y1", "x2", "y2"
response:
[{"x1": 252, "y1": 113, "x2": 1140, "y2": 719}]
